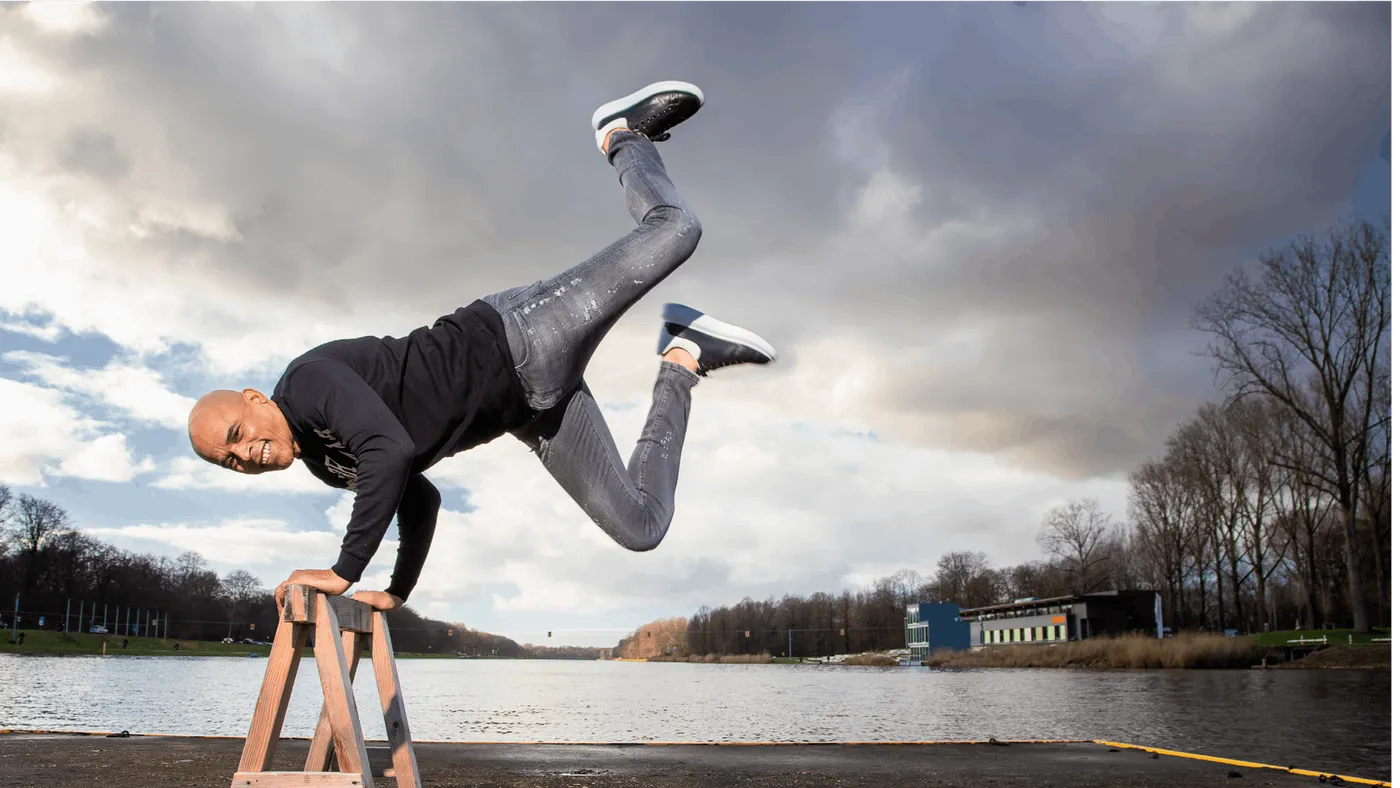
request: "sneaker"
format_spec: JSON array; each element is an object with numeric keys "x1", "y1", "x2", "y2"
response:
[
  {"x1": 657, "y1": 303, "x2": 778, "y2": 377},
  {"x1": 593, "y1": 81, "x2": 705, "y2": 155}
]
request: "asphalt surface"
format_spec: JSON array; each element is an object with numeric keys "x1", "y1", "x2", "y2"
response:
[{"x1": 0, "y1": 734, "x2": 1372, "y2": 787}]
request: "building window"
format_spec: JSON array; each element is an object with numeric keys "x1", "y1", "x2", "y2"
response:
[{"x1": 1055, "y1": 624, "x2": 1065, "y2": 640}]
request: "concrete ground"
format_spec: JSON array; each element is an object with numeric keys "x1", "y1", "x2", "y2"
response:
[{"x1": 0, "y1": 733, "x2": 1376, "y2": 788}]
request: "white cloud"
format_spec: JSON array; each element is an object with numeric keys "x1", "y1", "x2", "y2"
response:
[
  {"x1": 84, "y1": 519, "x2": 350, "y2": 569},
  {"x1": 401, "y1": 395, "x2": 1131, "y2": 619},
  {"x1": 0, "y1": 37, "x2": 58, "y2": 96},
  {"x1": 0, "y1": 377, "x2": 153, "y2": 485},
  {"x1": 19, "y1": 1, "x2": 109, "y2": 37},
  {"x1": 0, "y1": 317, "x2": 65, "y2": 342},
  {"x1": 153, "y1": 456, "x2": 331, "y2": 495},
  {"x1": 4, "y1": 351, "x2": 195, "y2": 429},
  {"x1": 58, "y1": 433, "x2": 154, "y2": 482}
]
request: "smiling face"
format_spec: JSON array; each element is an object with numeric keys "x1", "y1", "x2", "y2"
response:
[{"x1": 188, "y1": 389, "x2": 300, "y2": 474}]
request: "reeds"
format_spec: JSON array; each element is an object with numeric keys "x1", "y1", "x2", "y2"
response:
[
  {"x1": 839, "y1": 652, "x2": 901, "y2": 666},
  {"x1": 925, "y1": 633, "x2": 1268, "y2": 669},
  {"x1": 647, "y1": 651, "x2": 774, "y2": 663}
]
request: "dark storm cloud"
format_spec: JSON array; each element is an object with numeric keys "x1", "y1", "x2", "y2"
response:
[{"x1": 5, "y1": 1, "x2": 1388, "y2": 478}]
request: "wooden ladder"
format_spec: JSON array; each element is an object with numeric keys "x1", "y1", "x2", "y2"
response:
[{"x1": 231, "y1": 585, "x2": 421, "y2": 787}]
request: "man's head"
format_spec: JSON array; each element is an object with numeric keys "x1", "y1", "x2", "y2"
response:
[{"x1": 188, "y1": 389, "x2": 300, "y2": 474}]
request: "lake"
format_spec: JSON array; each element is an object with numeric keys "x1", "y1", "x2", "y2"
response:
[{"x1": 0, "y1": 656, "x2": 1389, "y2": 781}]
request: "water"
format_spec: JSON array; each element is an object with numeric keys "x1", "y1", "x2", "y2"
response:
[{"x1": 0, "y1": 656, "x2": 1389, "y2": 780}]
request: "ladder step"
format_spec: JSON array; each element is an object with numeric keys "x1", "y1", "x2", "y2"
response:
[{"x1": 232, "y1": 771, "x2": 366, "y2": 786}]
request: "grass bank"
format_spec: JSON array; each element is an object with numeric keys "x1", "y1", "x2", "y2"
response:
[
  {"x1": 0, "y1": 630, "x2": 470, "y2": 659},
  {"x1": 1274, "y1": 644, "x2": 1390, "y2": 669},
  {"x1": 1252, "y1": 628, "x2": 1389, "y2": 647},
  {"x1": 926, "y1": 633, "x2": 1270, "y2": 669}
]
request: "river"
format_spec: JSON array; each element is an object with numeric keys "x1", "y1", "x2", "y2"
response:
[{"x1": 0, "y1": 656, "x2": 1388, "y2": 780}]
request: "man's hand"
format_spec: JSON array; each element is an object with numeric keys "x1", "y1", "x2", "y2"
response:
[
  {"x1": 274, "y1": 569, "x2": 352, "y2": 608},
  {"x1": 351, "y1": 590, "x2": 404, "y2": 611}
]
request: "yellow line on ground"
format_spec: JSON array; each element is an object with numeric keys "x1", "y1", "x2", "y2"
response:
[{"x1": 1094, "y1": 740, "x2": 1391, "y2": 787}]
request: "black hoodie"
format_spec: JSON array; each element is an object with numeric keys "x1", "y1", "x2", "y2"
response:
[{"x1": 272, "y1": 300, "x2": 531, "y2": 599}]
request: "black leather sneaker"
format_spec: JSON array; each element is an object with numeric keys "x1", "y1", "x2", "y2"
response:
[
  {"x1": 593, "y1": 81, "x2": 705, "y2": 154},
  {"x1": 657, "y1": 303, "x2": 777, "y2": 377}
]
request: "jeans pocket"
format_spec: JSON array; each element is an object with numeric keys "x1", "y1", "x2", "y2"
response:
[{"x1": 505, "y1": 308, "x2": 533, "y2": 372}]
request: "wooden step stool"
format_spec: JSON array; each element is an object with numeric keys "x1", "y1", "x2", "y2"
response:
[{"x1": 231, "y1": 585, "x2": 421, "y2": 787}]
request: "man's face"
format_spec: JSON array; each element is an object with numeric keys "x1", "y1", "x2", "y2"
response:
[{"x1": 188, "y1": 389, "x2": 299, "y2": 474}]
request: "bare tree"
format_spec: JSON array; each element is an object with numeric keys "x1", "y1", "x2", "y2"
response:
[
  {"x1": 220, "y1": 570, "x2": 264, "y2": 639},
  {"x1": 1129, "y1": 457, "x2": 1197, "y2": 629},
  {"x1": 1193, "y1": 218, "x2": 1389, "y2": 632},
  {"x1": 928, "y1": 551, "x2": 987, "y2": 603},
  {"x1": 1235, "y1": 397, "x2": 1289, "y2": 631},
  {"x1": 9, "y1": 494, "x2": 70, "y2": 595},
  {"x1": 881, "y1": 569, "x2": 924, "y2": 607},
  {"x1": 1037, "y1": 499, "x2": 1115, "y2": 593},
  {"x1": 0, "y1": 483, "x2": 12, "y2": 556},
  {"x1": 999, "y1": 561, "x2": 1068, "y2": 601}
]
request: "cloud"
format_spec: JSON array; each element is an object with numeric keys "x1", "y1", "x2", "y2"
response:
[
  {"x1": 0, "y1": 377, "x2": 152, "y2": 485},
  {"x1": 83, "y1": 518, "x2": 354, "y2": 570},
  {"x1": 2, "y1": 3, "x2": 1386, "y2": 478},
  {"x1": 401, "y1": 394, "x2": 1129, "y2": 617},
  {"x1": 4, "y1": 351, "x2": 195, "y2": 429},
  {"x1": 153, "y1": 456, "x2": 330, "y2": 495},
  {"x1": 18, "y1": 1, "x2": 109, "y2": 37},
  {"x1": 0, "y1": 316, "x2": 65, "y2": 342}
]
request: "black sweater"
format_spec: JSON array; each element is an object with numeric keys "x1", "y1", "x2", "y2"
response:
[{"x1": 272, "y1": 300, "x2": 531, "y2": 600}]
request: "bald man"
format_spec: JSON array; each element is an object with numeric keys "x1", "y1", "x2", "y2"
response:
[{"x1": 188, "y1": 81, "x2": 777, "y2": 612}]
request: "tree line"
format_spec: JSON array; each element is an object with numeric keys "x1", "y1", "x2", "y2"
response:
[
  {"x1": 615, "y1": 218, "x2": 1389, "y2": 659},
  {"x1": 0, "y1": 488, "x2": 595, "y2": 657}
]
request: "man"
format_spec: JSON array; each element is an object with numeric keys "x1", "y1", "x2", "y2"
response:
[{"x1": 187, "y1": 81, "x2": 777, "y2": 612}]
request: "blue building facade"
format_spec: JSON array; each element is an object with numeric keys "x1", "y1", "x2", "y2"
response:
[{"x1": 904, "y1": 602, "x2": 970, "y2": 664}]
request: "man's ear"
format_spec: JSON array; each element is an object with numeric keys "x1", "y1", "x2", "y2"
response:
[{"x1": 243, "y1": 388, "x2": 269, "y2": 404}]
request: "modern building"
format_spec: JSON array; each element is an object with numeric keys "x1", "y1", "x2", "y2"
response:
[
  {"x1": 904, "y1": 602, "x2": 971, "y2": 664},
  {"x1": 960, "y1": 590, "x2": 1162, "y2": 648}
]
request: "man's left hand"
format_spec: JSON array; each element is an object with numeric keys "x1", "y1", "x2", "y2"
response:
[{"x1": 275, "y1": 569, "x2": 352, "y2": 608}]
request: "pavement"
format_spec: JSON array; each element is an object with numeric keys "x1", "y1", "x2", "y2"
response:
[{"x1": 0, "y1": 733, "x2": 1383, "y2": 788}]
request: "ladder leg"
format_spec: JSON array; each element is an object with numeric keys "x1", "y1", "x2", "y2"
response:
[
  {"x1": 313, "y1": 593, "x2": 376, "y2": 787},
  {"x1": 236, "y1": 619, "x2": 311, "y2": 773},
  {"x1": 371, "y1": 611, "x2": 421, "y2": 788},
  {"x1": 306, "y1": 630, "x2": 364, "y2": 771}
]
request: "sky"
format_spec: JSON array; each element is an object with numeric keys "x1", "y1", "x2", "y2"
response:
[{"x1": 0, "y1": 1, "x2": 1390, "y2": 648}]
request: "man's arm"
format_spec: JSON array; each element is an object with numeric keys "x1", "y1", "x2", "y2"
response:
[
  {"x1": 295, "y1": 360, "x2": 417, "y2": 584},
  {"x1": 384, "y1": 474, "x2": 441, "y2": 602}
]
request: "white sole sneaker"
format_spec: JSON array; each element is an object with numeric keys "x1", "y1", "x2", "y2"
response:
[
  {"x1": 591, "y1": 81, "x2": 705, "y2": 130},
  {"x1": 660, "y1": 303, "x2": 779, "y2": 361}
]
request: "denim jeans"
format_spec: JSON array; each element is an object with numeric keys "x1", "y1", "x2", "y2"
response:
[{"x1": 481, "y1": 131, "x2": 702, "y2": 552}]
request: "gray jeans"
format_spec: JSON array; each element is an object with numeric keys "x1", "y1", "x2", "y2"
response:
[{"x1": 481, "y1": 131, "x2": 702, "y2": 552}]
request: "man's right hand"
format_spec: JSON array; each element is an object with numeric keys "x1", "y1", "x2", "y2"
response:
[{"x1": 351, "y1": 590, "x2": 404, "y2": 611}]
